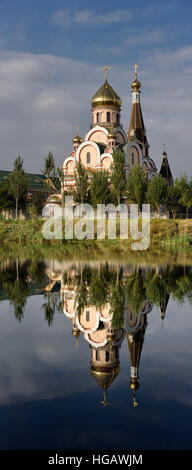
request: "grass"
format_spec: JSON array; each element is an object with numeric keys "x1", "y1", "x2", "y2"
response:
[{"x1": 0, "y1": 218, "x2": 191, "y2": 263}]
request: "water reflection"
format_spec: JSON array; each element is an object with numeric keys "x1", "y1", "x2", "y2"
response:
[{"x1": 1, "y1": 259, "x2": 192, "y2": 408}]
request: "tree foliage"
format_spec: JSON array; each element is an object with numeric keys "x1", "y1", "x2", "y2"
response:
[
  {"x1": 110, "y1": 150, "x2": 125, "y2": 205},
  {"x1": 127, "y1": 165, "x2": 147, "y2": 208},
  {"x1": 73, "y1": 161, "x2": 89, "y2": 203},
  {"x1": 147, "y1": 174, "x2": 168, "y2": 214},
  {"x1": 90, "y1": 170, "x2": 111, "y2": 207},
  {"x1": 8, "y1": 155, "x2": 29, "y2": 219}
]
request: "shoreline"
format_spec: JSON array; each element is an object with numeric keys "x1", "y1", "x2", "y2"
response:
[{"x1": 0, "y1": 218, "x2": 192, "y2": 263}]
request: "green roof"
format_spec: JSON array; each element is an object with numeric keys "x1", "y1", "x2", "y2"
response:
[
  {"x1": 0, "y1": 170, "x2": 60, "y2": 192},
  {"x1": 95, "y1": 142, "x2": 107, "y2": 153}
]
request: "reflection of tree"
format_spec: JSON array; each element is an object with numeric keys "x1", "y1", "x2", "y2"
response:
[
  {"x1": 41, "y1": 291, "x2": 55, "y2": 327},
  {"x1": 2, "y1": 259, "x2": 29, "y2": 321},
  {"x1": 89, "y1": 271, "x2": 109, "y2": 308},
  {"x1": 111, "y1": 282, "x2": 124, "y2": 329},
  {"x1": 125, "y1": 272, "x2": 146, "y2": 315}
]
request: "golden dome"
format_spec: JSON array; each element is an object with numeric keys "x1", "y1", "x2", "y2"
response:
[
  {"x1": 45, "y1": 193, "x2": 62, "y2": 205},
  {"x1": 91, "y1": 80, "x2": 122, "y2": 109},
  {"x1": 73, "y1": 126, "x2": 82, "y2": 144},
  {"x1": 90, "y1": 364, "x2": 120, "y2": 390},
  {"x1": 131, "y1": 78, "x2": 141, "y2": 91},
  {"x1": 130, "y1": 379, "x2": 139, "y2": 391},
  {"x1": 107, "y1": 127, "x2": 116, "y2": 140}
]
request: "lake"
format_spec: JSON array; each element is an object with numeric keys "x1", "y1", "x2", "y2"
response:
[{"x1": 0, "y1": 258, "x2": 192, "y2": 450}]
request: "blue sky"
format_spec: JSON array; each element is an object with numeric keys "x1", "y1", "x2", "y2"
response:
[{"x1": 0, "y1": 0, "x2": 192, "y2": 175}]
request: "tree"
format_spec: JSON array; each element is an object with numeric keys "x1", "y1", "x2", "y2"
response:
[
  {"x1": 147, "y1": 174, "x2": 168, "y2": 215},
  {"x1": 90, "y1": 170, "x2": 111, "y2": 207},
  {"x1": 110, "y1": 150, "x2": 125, "y2": 205},
  {"x1": 166, "y1": 182, "x2": 181, "y2": 219},
  {"x1": 8, "y1": 156, "x2": 29, "y2": 220},
  {"x1": 179, "y1": 177, "x2": 192, "y2": 218},
  {"x1": 0, "y1": 180, "x2": 15, "y2": 211},
  {"x1": 127, "y1": 165, "x2": 147, "y2": 208},
  {"x1": 42, "y1": 151, "x2": 55, "y2": 195},
  {"x1": 73, "y1": 161, "x2": 89, "y2": 203}
]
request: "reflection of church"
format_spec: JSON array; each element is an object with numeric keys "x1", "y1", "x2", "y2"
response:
[{"x1": 44, "y1": 260, "x2": 157, "y2": 406}]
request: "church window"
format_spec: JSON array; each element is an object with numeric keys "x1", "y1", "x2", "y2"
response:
[
  {"x1": 106, "y1": 351, "x2": 109, "y2": 362},
  {"x1": 107, "y1": 112, "x2": 110, "y2": 122},
  {"x1": 86, "y1": 152, "x2": 91, "y2": 164},
  {"x1": 96, "y1": 113, "x2": 100, "y2": 123},
  {"x1": 86, "y1": 310, "x2": 90, "y2": 322},
  {"x1": 132, "y1": 152, "x2": 135, "y2": 165},
  {"x1": 117, "y1": 113, "x2": 120, "y2": 124}
]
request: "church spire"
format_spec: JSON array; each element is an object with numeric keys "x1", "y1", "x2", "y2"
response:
[
  {"x1": 159, "y1": 147, "x2": 173, "y2": 186},
  {"x1": 128, "y1": 64, "x2": 148, "y2": 147}
]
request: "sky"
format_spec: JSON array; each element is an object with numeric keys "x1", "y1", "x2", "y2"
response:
[{"x1": 0, "y1": 0, "x2": 192, "y2": 176}]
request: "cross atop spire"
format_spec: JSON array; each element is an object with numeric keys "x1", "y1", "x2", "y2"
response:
[
  {"x1": 134, "y1": 63, "x2": 139, "y2": 79},
  {"x1": 103, "y1": 65, "x2": 110, "y2": 81},
  {"x1": 76, "y1": 125, "x2": 79, "y2": 136}
]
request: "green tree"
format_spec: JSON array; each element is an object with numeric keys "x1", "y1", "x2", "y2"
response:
[
  {"x1": 127, "y1": 165, "x2": 147, "y2": 208},
  {"x1": 43, "y1": 151, "x2": 55, "y2": 195},
  {"x1": 8, "y1": 156, "x2": 29, "y2": 219},
  {"x1": 110, "y1": 150, "x2": 125, "y2": 205},
  {"x1": 0, "y1": 180, "x2": 15, "y2": 211},
  {"x1": 90, "y1": 170, "x2": 111, "y2": 207},
  {"x1": 166, "y1": 182, "x2": 181, "y2": 219},
  {"x1": 179, "y1": 177, "x2": 192, "y2": 218},
  {"x1": 73, "y1": 161, "x2": 89, "y2": 203},
  {"x1": 147, "y1": 174, "x2": 168, "y2": 215}
]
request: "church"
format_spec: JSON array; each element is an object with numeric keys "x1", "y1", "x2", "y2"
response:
[{"x1": 61, "y1": 64, "x2": 160, "y2": 195}]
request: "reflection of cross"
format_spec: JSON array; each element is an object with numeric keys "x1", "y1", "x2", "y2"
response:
[
  {"x1": 103, "y1": 65, "x2": 110, "y2": 81},
  {"x1": 134, "y1": 63, "x2": 139, "y2": 78}
]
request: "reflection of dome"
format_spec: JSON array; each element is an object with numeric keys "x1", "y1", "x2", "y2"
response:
[
  {"x1": 45, "y1": 194, "x2": 62, "y2": 205},
  {"x1": 91, "y1": 80, "x2": 122, "y2": 109},
  {"x1": 90, "y1": 364, "x2": 120, "y2": 390}
]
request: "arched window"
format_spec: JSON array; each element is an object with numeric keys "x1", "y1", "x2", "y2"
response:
[
  {"x1": 96, "y1": 113, "x2": 100, "y2": 123},
  {"x1": 132, "y1": 152, "x2": 134, "y2": 165},
  {"x1": 86, "y1": 310, "x2": 90, "y2": 322},
  {"x1": 86, "y1": 152, "x2": 91, "y2": 164},
  {"x1": 117, "y1": 113, "x2": 120, "y2": 124},
  {"x1": 107, "y1": 111, "x2": 110, "y2": 122},
  {"x1": 106, "y1": 351, "x2": 109, "y2": 362}
]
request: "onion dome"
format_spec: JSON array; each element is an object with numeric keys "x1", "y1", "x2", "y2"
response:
[
  {"x1": 91, "y1": 68, "x2": 121, "y2": 109},
  {"x1": 45, "y1": 194, "x2": 62, "y2": 205},
  {"x1": 131, "y1": 77, "x2": 141, "y2": 91},
  {"x1": 107, "y1": 127, "x2": 116, "y2": 139},
  {"x1": 72, "y1": 126, "x2": 82, "y2": 144},
  {"x1": 90, "y1": 364, "x2": 120, "y2": 391}
]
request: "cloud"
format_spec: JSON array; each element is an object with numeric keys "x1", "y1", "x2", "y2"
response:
[
  {"x1": 0, "y1": 45, "x2": 191, "y2": 176},
  {"x1": 51, "y1": 8, "x2": 133, "y2": 28}
]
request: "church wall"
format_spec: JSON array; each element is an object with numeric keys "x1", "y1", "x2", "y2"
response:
[
  {"x1": 116, "y1": 131, "x2": 125, "y2": 144},
  {"x1": 79, "y1": 306, "x2": 98, "y2": 331},
  {"x1": 79, "y1": 144, "x2": 98, "y2": 167},
  {"x1": 66, "y1": 160, "x2": 75, "y2": 174},
  {"x1": 101, "y1": 156, "x2": 112, "y2": 170},
  {"x1": 89, "y1": 130, "x2": 108, "y2": 144},
  {"x1": 128, "y1": 145, "x2": 140, "y2": 168}
]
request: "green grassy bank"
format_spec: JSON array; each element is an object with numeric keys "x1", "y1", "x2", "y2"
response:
[{"x1": 0, "y1": 218, "x2": 192, "y2": 262}]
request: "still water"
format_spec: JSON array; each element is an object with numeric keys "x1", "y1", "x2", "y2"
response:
[{"x1": 0, "y1": 258, "x2": 192, "y2": 450}]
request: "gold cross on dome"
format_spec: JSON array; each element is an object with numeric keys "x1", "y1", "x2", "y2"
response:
[
  {"x1": 134, "y1": 63, "x2": 139, "y2": 78},
  {"x1": 76, "y1": 125, "x2": 79, "y2": 136},
  {"x1": 103, "y1": 65, "x2": 110, "y2": 81}
]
